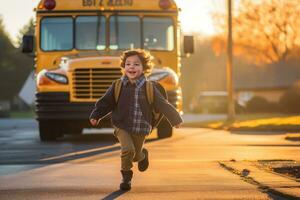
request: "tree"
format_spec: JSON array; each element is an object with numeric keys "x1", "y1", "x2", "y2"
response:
[
  {"x1": 16, "y1": 18, "x2": 35, "y2": 48},
  {"x1": 0, "y1": 16, "x2": 15, "y2": 70},
  {"x1": 0, "y1": 17, "x2": 34, "y2": 101},
  {"x1": 212, "y1": 0, "x2": 300, "y2": 65},
  {"x1": 0, "y1": 16, "x2": 18, "y2": 100}
]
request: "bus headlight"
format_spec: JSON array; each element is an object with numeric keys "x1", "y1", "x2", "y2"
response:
[
  {"x1": 45, "y1": 72, "x2": 68, "y2": 84},
  {"x1": 148, "y1": 71, "x2": 169, "y2": 81},
  {"x1": 37, "y1": 69, "x2": 68, "y2": 86},
  {"x1": 148, "y1": 68, "x2": 178, "y2": 89}
]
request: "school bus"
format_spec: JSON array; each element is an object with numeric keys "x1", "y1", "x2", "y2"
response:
[{"x1": 22, "y1": 0, "x2": 194, "y2": 141}]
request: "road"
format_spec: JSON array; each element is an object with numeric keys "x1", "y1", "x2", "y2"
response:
[{"x1": 0, "y1": 118, "x2": 299, "y2": 199}]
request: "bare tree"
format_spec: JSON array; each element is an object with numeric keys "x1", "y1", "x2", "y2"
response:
[
  {"x1": 16, "y1": 18, "x2": 35, "y2": 48},
  {"x1": 212, "y1": 0, "x2": 300, "y2": 65}
]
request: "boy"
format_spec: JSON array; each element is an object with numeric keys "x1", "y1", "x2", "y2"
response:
[{"x1": 90, "y1": 49, "x2": 182, "y2": 190}]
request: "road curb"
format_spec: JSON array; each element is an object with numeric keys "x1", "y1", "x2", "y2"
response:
[
  {"x1": 285, "y1": 134, "x2": 300, "y2": 141},
  {"x1": 219, "y1": 161, "x2": 300, "y2": 199}
]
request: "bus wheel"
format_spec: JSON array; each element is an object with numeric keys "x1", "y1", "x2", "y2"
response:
[
  {"x1": 61, "y1": 120, "x2": 83, "y2": 135},
  {"x1": 39, "y1": 121, "x2": 63, "y2": 141},
  {"x1": 157, "y1": 119, "x2": 173, "y2": 138},
  {"x1": 64, "y1": 127, "x2": 83, "y2": 135}
]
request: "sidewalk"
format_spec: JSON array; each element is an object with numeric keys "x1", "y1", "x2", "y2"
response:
[{"x1": 220, "y1": 160, "x2": 300, "y2": 199}]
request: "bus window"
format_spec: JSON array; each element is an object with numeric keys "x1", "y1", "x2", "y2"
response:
[
  {"x1": 75, "y1": 16, "x2": 106, "y2": 50},
  {"x1": 109, "y1": 16, "x2": 141, "y2": 50},
  {"x1": 41, "y1": 17, "x2": 73, "y2": 51},
  {"x1": 143, "y1": 17, "x2": 174, "y2": 51}
]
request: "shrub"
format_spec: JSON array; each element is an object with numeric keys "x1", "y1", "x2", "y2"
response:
[
  {"x1": 246, "y1": 96, "x2": 279, "y2": 113},
  {"x1": 279, "y1": 88, "x2": 300, "y2": 113}
]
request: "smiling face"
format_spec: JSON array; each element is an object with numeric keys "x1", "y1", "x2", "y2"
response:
[{"x1": 124, "y1": 55, "x2": 144, "y2": 82}]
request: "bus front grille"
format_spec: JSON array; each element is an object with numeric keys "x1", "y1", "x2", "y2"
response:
[{"x1": 71, "y1": 68, "x2": 122, "y2": 101}]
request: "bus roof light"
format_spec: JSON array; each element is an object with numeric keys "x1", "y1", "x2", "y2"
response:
[
  {"x1": 44, "y1": 0, "x2": 56, "y2": 10},
  {"x1": 159, "y1": 0, "x2": 171, "y2": 10}
]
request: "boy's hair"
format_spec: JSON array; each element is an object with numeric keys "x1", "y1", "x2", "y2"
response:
[{"x1": 120, "y1": 49, "x2": 153, "y2": 74}]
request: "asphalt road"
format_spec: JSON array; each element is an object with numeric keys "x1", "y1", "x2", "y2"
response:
[{"x1": 0, "y1": 118, "x2": 299, "y2": 199}]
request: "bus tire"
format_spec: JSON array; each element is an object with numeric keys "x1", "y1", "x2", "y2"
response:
[
  {"x1": 157, "y1": 119, "x2": 173, "y2": 138},
  {"x1": 39, "y1": 121, "x2": 62, "y2": 141},
  {"x1": 64, "y1": 126, "x2": 83, "y2": 135}
]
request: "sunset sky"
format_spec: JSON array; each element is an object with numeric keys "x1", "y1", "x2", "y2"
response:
[{"x1": 0, "y1": 0, "x2": 226, "y2": 43}]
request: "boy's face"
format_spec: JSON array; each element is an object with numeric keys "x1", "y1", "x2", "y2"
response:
[{"x1": 124, "y1": 55, "x2": 144, "y2": 81}]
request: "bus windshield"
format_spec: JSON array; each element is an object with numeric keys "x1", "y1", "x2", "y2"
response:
[
  {"x1": 75, "y1": 16, "x2": 106, "y2": 50},
  {"x1": 110, "y1": 16, "x2": 174, "y2": 50},
  {"x1": 40, "y1": 16, "x2": 174, "y2": 51},
  {"x1": 143, "y1": 17, "x2": 174, "y2": 51},
  {"x1": 41, "y1": 17, "x2": 73, "y2": 51},
  {"x1": 109, "y1": 16, "x2": 141, "y2": 50}
]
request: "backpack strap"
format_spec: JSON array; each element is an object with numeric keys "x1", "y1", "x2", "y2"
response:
[
  {"x1": 146, "y1": 81, "x2": 154, "y2": 105},
  {"x1": 146, "y1": 81, "x2": 164, "y2": 128},
  {"x1": 114, "y1": 79, "x2": 122, "y2": 103}
]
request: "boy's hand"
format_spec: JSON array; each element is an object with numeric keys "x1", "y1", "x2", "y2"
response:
[
  {"x1": 174, "y1": 123, "x2": 182, "y2": 128},
  {"x1": 90, "y1": 119, "x2": 98, "y2": 126}
]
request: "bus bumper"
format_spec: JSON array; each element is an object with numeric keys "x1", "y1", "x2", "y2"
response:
[
  {"x1": 36, "y1": 90, "x2": 181, "y2": 123},
  {"x1": 35, "y1": 92, "x2": 112, "y2": 127}
]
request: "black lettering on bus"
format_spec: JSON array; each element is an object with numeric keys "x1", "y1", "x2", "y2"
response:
[
  {"x1": 107, "y1": 0, "x2": 133, "y2": 6},
  {"x1": 82, "y1": 0, "x2": 95, "y2": 6}
]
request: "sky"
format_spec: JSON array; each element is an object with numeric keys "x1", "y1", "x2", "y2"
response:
[{"x1": 0, "y1": 0, "x2": 226, "y2": 43}]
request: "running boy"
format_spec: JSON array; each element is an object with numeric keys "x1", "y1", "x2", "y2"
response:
[{"x1": 89, "y1": 49, "x2": 182, "y2": 190}]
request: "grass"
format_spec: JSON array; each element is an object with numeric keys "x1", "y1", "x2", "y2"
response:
[
  {"x1": 9, "y1": 110, "x2": 35, "y2": 119},
  {"x1": 183, "y1": 113, "x2": 300, "y2": 132}
]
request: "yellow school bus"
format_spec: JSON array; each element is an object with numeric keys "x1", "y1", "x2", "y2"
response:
[{"x1": 22, "y1": 0, "x2": 194, "y2": 141}]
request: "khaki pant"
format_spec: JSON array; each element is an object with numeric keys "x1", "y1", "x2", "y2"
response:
[{"x1": 114, "y1": 128, "x2": 146, "y2": 171}]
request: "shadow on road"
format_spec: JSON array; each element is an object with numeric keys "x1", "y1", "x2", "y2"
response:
[
  {"x1": 230, "y1": 131, "x2": 287, "y2": 135},
  {"x1": 246, "y1": 144, "x2": 300, "y2": 147},
  {"x1": 39, "y1": 133, "x2": 160, "y2": 164},
  {"x1": 58, "y1": 133, "x2": 119, "y2": 143},
  {"x1": 101, "y1": 190, "x2": 128, "y2": 200},
  {"x1": 0, "y1": 130, "x2": 161, "y2": 175}
]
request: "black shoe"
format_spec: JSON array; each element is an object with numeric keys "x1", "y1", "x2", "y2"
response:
[
  {"x1": 138, "y1": 148, "x2": 149, "y2": 172},
  {"x1": 120, "y1": 170, "x2": 133, "y2": 190}
]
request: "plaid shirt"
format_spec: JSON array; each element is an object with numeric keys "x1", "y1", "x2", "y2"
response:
[{"x1": 121, "y1": 75, "x2": 152, "y2": 135}]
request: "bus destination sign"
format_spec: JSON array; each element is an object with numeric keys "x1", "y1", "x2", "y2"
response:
[{"x1": 83, "y1": 0, "x2": 133, "y2": 7}]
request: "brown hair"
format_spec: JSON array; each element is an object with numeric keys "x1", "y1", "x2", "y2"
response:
[{"x1": 120, "y1": 49, "x2": 153, "y2": 74}]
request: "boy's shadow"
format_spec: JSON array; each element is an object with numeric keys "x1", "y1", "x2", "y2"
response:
[{"x1": 101, "y1": 190, "x2": 128, "y2": 200}]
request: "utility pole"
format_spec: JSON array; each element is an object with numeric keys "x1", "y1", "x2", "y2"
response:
[{"x1": 227, "y1": 0, "x2": 236, "y2": 121}]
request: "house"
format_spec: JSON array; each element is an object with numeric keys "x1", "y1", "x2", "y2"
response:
[{"x1": 234, "y1": 61, "x2": 300, "y2": 103}]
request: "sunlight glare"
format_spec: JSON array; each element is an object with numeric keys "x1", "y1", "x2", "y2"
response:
[{"x1": 175, "y1": 0, "x2": 225, "y2": 35}]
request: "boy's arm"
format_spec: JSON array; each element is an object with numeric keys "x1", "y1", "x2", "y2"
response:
[
  {"x1": 153, "y1": 87, "x2": 183, "y2": 127},
  {"x1": 89, "y1": 84, "x2": 116, "y2": 122}
]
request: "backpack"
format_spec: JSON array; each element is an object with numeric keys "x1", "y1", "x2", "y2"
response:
[{"x1": 113, "y1": 79, "x2": 167, "y2": 128}]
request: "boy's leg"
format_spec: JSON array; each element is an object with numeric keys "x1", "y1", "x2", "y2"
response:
[
  {"x1": 131, "y1": 133, "x2": 146, "y2": 162},
  {"x1": 115, "y1": 128, "x2": 136, "y2": 171},
  {"x1": 131, "y1": 134, "x2": 149, "y2": 172}
]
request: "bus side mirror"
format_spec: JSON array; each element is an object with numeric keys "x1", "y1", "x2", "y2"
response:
[
  {"x1": 22, "y1": 35, "x2": 34, "y2": 53},
  {"x1": 183, "y1": 35, "x2": 194, "y2": 54}
]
